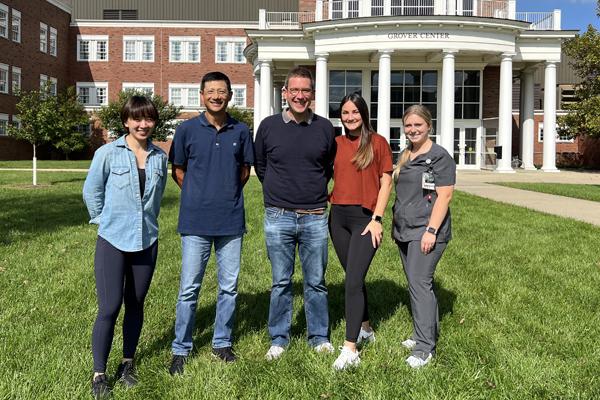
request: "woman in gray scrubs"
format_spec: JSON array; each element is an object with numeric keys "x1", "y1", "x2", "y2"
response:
[{"x1": 392, "y1": 105, "x2": 456, "y2": 368}]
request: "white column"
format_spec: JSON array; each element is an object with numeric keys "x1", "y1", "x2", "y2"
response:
[
  {"x1": 315, "y1": 0, "x2": 324, "y2": 21},
  {"x1": 520, "y1": 68, "x2": 536, "y2": 170},
  {"x1": 496, "y1": 53, "x2": 515, "y2": 173},
  {"x1": 377, "y1": 50, "x2": 392, "y2": 143},
  {"x1": 447, "y1": 0, "x2": 456, "y2": 15},
  {"x1": 440, "y1": 50, "x2": 456, "y2": 155},
  {"x1": 542, "y1": 62, "x2": 559, "y2": 172},
  {"x1": 253, "y1": 67, "x2": 261, "y2": 131},
  {"x1": 259, "y1": 60, "x2": 272, "y2": 123},
  {"x1": 273, "y1": 83, "x2": 282, "y2": 114},
  {"x1": 315, "y1": 53, "x2": 329, "y2": 117}
]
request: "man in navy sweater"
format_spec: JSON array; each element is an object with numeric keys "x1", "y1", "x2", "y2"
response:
[{"x1": 254, "y1": 67, "x2": 336, "y2": 360}]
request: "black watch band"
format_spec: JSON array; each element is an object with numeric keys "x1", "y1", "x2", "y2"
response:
[
  {"x1": 426, "y1": 226, "x2": 437, "y2": 235},
  {"x1": 372, "y1": 215, "x2": 382, "y2": 224}
]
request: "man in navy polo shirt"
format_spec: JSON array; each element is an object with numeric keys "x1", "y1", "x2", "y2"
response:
[
  {"x1": 168, "y1": 71, "x2": 254, "y2": 373},
  {"x1": 255, "y1": 67, "x2": 337, "y2": 360}
]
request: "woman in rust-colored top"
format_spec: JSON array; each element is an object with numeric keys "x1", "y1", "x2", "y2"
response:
[{"x1": 329, "y1": 93, "x2": 393, "y2": 370}]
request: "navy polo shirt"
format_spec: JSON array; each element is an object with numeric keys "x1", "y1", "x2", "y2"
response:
[{"x1": 169, "y1": 112, "x2": 254, "y2": 236}]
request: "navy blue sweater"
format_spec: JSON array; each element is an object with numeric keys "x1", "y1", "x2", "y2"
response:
[{"x1": 254, "y1": 112, "x2": 336, "y2": 209}]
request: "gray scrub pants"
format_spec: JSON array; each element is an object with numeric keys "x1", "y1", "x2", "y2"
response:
[{"x1": 398, "y1": 240, "x2": 447, "y2": 358}]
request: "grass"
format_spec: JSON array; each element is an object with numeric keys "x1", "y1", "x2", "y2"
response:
[
  {"x1": 0, "y1": 160, "x2": 91, "y2": 169},
  {"x1": 494, "y1": 182, "x2": 600, "y2": 203},
  {"x1": 1, "y1": 168, "x2": 599, "y2": 399}
]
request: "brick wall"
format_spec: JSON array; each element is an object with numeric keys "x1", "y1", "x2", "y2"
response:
[{"x1": 299, "y1": 0, "x2": 317, "y2": 13}]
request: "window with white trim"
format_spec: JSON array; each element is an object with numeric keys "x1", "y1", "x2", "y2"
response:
[
  {"x1": 50, "y1": 77, "x2": 57, "y2": 96},
  {"x1": 538, "y1": 122, "x2": 574, "y2": 143},
  {"x1": 11, "y1": 115, "x2": 20, "y2": 129},
  {"x1": 122, "y1": 82, "x2": 154, "y2": 95},
  {"x1": 215, "y1": 37, "x2": 246, "y2": 64},
  {"x1": 77, "y1": 82, "x2": 109, "y2": 106},
  {"x1": 0, "y1": 63, "x2": 8, "y2": 93},
  {"x1": 169, "y1": 84, "x2": 201, "y2": 108},
  {"x1": 49, "y1": 27, "x2": 57, "y2": 56},
  {"x1": 11, "y1": 66, "x2": 20, "y2": 94},
  {"x1": 11, "y1": 9, "x2": 20, "y2": 42},
  {"x1": 0, "y1": 3, "x2": 7, "y2": 39},
  {"x1": 231, "y1": 84, "x2": 247, "y2": 108},
  {"x1": 40, "y1": 22, "x2": 48, "y2": 53},
  {"x1": 77, "y1": 35, "x2": 108, "y2": 61},
  {"x1": 40, "y1": 74, "x2": 48, "y2": 89},
  {"x1": 0, "y1": 114, "x2": 8, "y2": 135},
  {"x1": 169, "y1": 36, "x2": 201, "y2": 63},
  {"x1": 123, "y1": 36, "x2": 154, "y2": 62}
]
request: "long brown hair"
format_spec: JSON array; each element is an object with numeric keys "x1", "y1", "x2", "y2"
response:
[
  {"x1": 393, "y1": 105, "x2": 433, "y2": 180},
  {"x1": 340, "y1": 93, "x2": 374, "y2": 170}
]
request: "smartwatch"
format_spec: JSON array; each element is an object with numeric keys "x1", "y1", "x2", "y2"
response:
[
  {"x1": 372, "y1": 215, "x2": 383, "y2": 224},
  {"x1": 426, "y1": 226, "x2": 437, "y2": 235}
]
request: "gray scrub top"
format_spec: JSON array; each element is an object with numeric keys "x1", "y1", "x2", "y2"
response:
[{"x1": 392, "y1": 142, "x2": 456, "y2": 243}]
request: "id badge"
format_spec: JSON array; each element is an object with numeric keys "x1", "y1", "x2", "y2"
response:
[{"x1": 422, "y1": 172, "x2": 435, "y2": 190}]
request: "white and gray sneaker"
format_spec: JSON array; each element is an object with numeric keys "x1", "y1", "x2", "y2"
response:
[
  {"x1": 333, "y1": 346, "x2": 361, "y2": 370},
  {"x1": 406, "y1": 352, "x2": 432, "y2": 368},
  {"x1": 356, "y1": 328, "x2": 375, "y2": 345},
  {"x1": 265, "y1": 345, "x2": 285, "y2": 361},
  {"x1": 313, "y1": 342, "x2": 335, "y2": 354},
  {"x1": 401, "y1": 338, "x2": 416, "y2": 350}
]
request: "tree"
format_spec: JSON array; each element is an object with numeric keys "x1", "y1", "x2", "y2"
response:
[
  {"x1": 227, "y1": 106, "x2": 254, "y2": 132},
  {"x1": 52, "y1": 86, "x2": 90, "y2": 159},
  {"x1": 97, "y1": 89, "x2": 181, "y2": 141},
  {"x1": 558, "y1": 12, "x2": 600, "y2": 139}
]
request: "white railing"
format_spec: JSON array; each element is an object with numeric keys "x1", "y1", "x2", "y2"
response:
[{"x1": 260, "y1": 1, "x2": 560, "y2": 30}]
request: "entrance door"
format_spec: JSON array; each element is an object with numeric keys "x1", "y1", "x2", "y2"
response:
[{"x1": 453, "y1": 126, "x2": 479, "y2": 169}]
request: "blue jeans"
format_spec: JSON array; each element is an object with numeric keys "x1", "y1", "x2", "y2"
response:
[
  {"x1": 264, "y1": 207, "x2": 330, "y2": 347},
  {"x1": 172, "y1": 234, "x2": 242, "y2": 355}
]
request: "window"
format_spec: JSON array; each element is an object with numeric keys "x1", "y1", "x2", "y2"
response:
[
  {"x1": 122, "y1": 82, "x2": 154, "y2": 95},
  {"x1": 0, "y1": 63, "x2": 8, "y2": 93},
  {"x1": 329, "y1": 70, "x2": 362, "y2": 118},
  {"x1": 49, "y1": 27, "x2": 57, "y2": 56},
  {"x1": 0, "y1": 3, "x2": 7, "y2": 39},
  {"x1": 50, "y1": 77, "x2": 57, "y2": 96},
  {"x1": 454, "y1": 70, "x2": 480, "y2": 119},
  {"x1": 231, "y1": 84, "x2": 247, "y2": 108},
  {"x1": 215, "y1": 37, "x2": 246, "y2": 63},
  {"x1": 11, "y1": 115, "x2": 19, "y2": 129},
  {"x1": 559, "y1": 85, "x2": 577, "y2": 110},
  {"x1": 123, "y1": 36, "x2": 154, "y2": 62},
  {"x1": 77, "y1": 35, "x2": 108, "y2": 61},
  {"x1": 40, "y1": 74, "x2": 48, "y2": 89},
  {"x1": 169, "y1": 36, "x2": 201, "y2": 63},
  {"x1": 11, "y1": 9, "x2": 19, "y2": 42},
  {"x1": 40, "y1": 23, "x2": 48, "y2": 53},
  {"x1": 76, "y1": 82, "x2": 109, "y2": 107},
  {"x1": 103, "y1": 9, "x2": 138, "y2": 20},
  {"x1": 169, "y1": 84, "x2": 201, "y2": 108},
  {"x1": 0, "y1": 114, "x2": 8, "y2": 135},
  {"x1": 11, "y1": 66, "x2": 20, "y2": 94},
  {"x1": 538, "y1": 122, "x2": 573, "y2": 143}
]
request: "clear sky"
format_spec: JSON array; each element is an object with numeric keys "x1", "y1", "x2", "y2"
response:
[{"x1": 517, "y1": 0, "x2": 599, "y2": 32}]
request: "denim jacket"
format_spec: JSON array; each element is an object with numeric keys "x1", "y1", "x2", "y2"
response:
[{"x1": 83, "y1": 135, "x2": 168, "y2": 252}]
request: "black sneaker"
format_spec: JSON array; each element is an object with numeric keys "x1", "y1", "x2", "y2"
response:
[
  {"x1": 114, "y1": 360, "x2": 137, "y2": 387},
  {"x1": 211, "y1": 346, "x2": 236, "y2": 362},
  {"x1": 91, "y1": 374, "x2": 110, "y2": 399},
  {"x1": 169, "y1": 355, "x2": 187, "y2": 375}
]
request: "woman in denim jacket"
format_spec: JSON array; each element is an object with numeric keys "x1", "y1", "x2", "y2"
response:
[{"x1": 83, "y1": 96, "x2": 168, "y2": 398}]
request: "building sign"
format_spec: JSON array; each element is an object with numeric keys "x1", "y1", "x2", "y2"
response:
[{"x1": 388, "y1": 32, "x2": 450, "y2": 40}]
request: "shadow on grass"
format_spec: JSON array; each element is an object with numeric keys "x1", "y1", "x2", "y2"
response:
[{"x1": 139, "y1": 278, "x2": 455, "y2": 361}]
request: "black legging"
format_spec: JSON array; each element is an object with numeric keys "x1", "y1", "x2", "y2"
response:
[
  {"x1": 92, "y1": 236, "x2": 158, "y2": 373},
  {"x1": 329, "y1": 205, "x2": 378, "y2": 342}
]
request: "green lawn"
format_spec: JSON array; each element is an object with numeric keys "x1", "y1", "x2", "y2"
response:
[
  {"x1": 0, "y1": 160, "x2": 91, "y2": 169},
  {"x1": 1, "y1": 171, "x2": 599, "y2": 399},
  {"x1": 493, "y1": 182, "x2": 600, "y2": 203}
]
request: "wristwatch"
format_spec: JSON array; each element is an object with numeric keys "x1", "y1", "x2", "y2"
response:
[
  {"x1": 372, "y1": 215, "x2": 383, "y2": 224},
  {"x1": 426, "y1": 226, "x2": 438, "y2": 235}
]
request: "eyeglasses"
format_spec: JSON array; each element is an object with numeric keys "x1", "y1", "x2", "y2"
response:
[
  {"x1": 285, "y1": 88, "x2": 313, "y2": 96},
  {"x1": 203, "y1": 89, "x2": 230, "y2": 97}
]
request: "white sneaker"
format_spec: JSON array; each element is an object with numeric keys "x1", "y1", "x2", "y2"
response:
[
  {"x1": 332, "y1": 347, "x2": 361, "y2": 370},
  {"x1": 265, "y1": 345, "x2": 285, "y2": 361},
  {"x1": 406, "y1": 353, "x2": 432, "y2": 368},
  {"x1": 314, "y1": 342, "x2": 334, "y2": 354},
  {"x1": 401, "y1": 338, "x2": 416, "y2": 350},
  {"x1": 356, "y1": 328, "x2": 375, "y2": 345}
]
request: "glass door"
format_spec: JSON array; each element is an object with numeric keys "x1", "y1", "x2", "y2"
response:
[{"x1": 453, "y1": 126, "x2": 480, "y2": 169}]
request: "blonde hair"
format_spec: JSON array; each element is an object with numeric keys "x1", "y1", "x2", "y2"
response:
[{"x1": 392, "y1": 105, "x2": 433, "y2": 181}]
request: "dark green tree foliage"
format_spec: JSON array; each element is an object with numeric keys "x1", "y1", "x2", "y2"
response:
[
  {"x1": 52, "y1": 86, "x2": 90, "y2": 159},
  {"x1": 97, "y1": 89, "x2": 181, "y2": 141},
  {"x1": 558, "y1": 8, "x2": 600, "y2": 138},
  {"x1": 227, "y1": 106, "x2": 254, "y2": 131}
]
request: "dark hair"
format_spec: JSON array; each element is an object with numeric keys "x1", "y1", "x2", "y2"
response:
[
  {"x1": 120, "y1": 95, "x2": 159, "y2": 128},
  {"x1": 284, "y1": 66, "x2": 314, "y2": 90},
  {"x1": 201, "y1": 71, "x2": 232, "y2": 92},
  {"x1": 340, "y1": 92, "x2": 374, "y2": 170}
]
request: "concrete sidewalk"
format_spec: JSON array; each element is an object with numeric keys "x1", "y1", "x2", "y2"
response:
[{"x1": 455, "y1": 170, "x2": 600, "y2": 226}]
